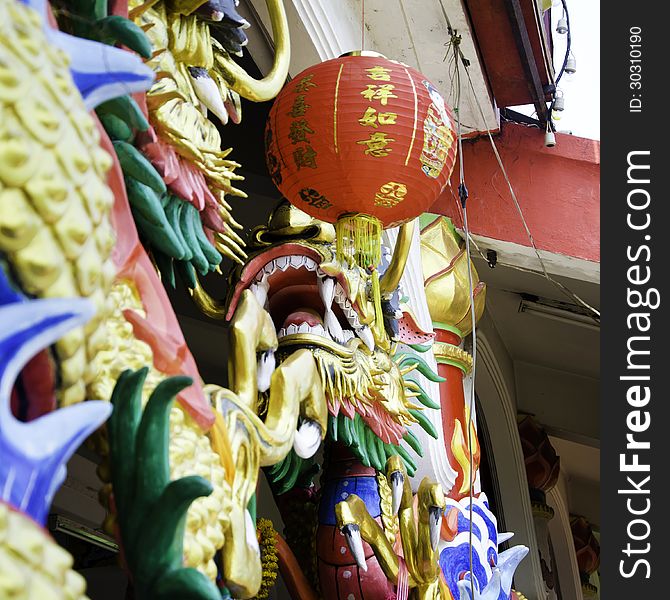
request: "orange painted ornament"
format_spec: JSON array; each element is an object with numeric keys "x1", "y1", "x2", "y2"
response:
[{"x1": 265, "y1": 53, "x2": 457, "y2": 264}]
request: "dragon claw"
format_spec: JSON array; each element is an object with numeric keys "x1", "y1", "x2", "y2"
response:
[{"x1": 341, "y1": 524, "x2": 367, "y2": 572}]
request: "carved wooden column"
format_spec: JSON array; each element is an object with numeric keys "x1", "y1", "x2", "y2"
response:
[{"x1": 518, "y1": 415, "x2": 561, "y2": 600}]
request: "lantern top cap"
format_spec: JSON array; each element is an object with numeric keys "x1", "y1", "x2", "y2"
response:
[{"x1": 339, "y1": 50, "x2": 387, "y2": 59}]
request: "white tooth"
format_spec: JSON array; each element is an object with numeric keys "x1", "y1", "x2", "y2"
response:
[
  {"x1": 347, "y1": 310, "x2": 362, "y2": 330},
  {"x1": 313, "y1": 324, "x2": 327, "y2": 337},
  {"x1": 298, "y1": 323, "x2": 310, "y2": 334},
  {"x1": 286, "y1": 324, "x2": 298, "y2": 335},
  {"x1": 316, "y1": 267, "x2": 326, "y2": 278},
  {"x1": 276, "y1": 256, "x2": 290, "y2": 271},
  {"x1": 319, "y1": 277, "x2": 346, "y2": 342},
  {"x1": 256, "y1": 349, "x2": 275, "y2": 393},
  {"x1": 264, "y1": 262, "x2": 275, "y2": 275},
  {"x1": 249, "y1": 275, "x2": 269, "y2": 308},
  {"x1": 334, "y1": 293, "x2": 363, "y2": 331},
  {"x1": 304, "y1": 258, "x2": 317, "y2": 271},
  {"x1": 277, "y1": 328, "x2": 287, "y2": 339},
  {"x1": 342, "y1": 525, "x2": 367, "y2": 572},
  {"x1": 318, "y1": 276, "x2": 335, "y2": 308},
  {"x1": 325, "y1": 311, "x2": 345, "y2": 344},
  {"x1": 356, "y1": 326, "x2": 375, "y2": 351},
  {"x1": 293, "y1": 420, "x2": 322, "y2": 458},
  {"x1": 245, "y1": 509, "x2": 261, "y2": 557},
  {"x1": 290, "y1": 255, "x2": 303, "y2": 268}
]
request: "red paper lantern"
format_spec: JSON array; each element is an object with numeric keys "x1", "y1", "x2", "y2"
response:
[{"x1": 265, "y1": 53, "x2": 457, "y2": 263}]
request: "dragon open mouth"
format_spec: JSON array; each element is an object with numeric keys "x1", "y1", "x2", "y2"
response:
[{"x1": 229, "y1": 245, "x2": 375, "y2": 352}]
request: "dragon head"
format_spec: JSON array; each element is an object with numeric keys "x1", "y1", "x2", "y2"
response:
[{"x1": 221, "y1": 202, "x2": 435, "y2": 451}]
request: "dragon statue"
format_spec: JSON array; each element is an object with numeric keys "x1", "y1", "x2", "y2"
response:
[{"x1": 0, "y1": 0, "x2": 528, "y2": 598}]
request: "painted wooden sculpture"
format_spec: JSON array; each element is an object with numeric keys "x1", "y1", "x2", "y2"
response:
[{"x1": 0, "y1": 0, "x2": 528, "y2": 598}]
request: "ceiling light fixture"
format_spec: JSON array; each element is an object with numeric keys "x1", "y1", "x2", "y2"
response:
[
  {"x1": 544, "y1": 122, "x2": 556, "y2": 147},
  {"x1": 48, "y1": 514, "x2": 119, "y2": 552},
  {"x1": 556, "y1": 16, "x2": 568, "y2": 34},
  {"x1": 518, "y1": 297, "x2": 600, "y2": 331},
  {"x1": 553, "y1": 89, "x2": 565, "y2": 111}
]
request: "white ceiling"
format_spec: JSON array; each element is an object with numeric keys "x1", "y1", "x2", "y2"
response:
[
  {"x1": 476, "y1": 256, "x2": 600, "y2": 444},
  {"x1": 476, "y1": 256, "x2": 600, "y2": 524},
  {"x1": 244, "y1": 0, "x2": 499, "y2": 134}
]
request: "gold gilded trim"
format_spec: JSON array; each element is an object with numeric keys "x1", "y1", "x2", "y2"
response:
[
  {"x1": 333, "y1": 63, "x2": 344, "y2": 154},
  {"x1": 403, "y1": 67, "x2": 418, "y2": 166},
  {"x1": 432, "y1": 342, "x2": 473, "y2": 373}
]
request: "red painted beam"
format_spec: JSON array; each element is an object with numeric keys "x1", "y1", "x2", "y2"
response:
[
  {"x1": 431, "y1": 124, "x2": 600, "y2": 263},
  {"x1": 465, "y1": 0, "x2": 554, "y2": 108}
]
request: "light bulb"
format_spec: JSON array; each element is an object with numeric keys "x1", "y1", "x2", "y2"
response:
[{"x1": 556, "y1": 17, "x2": 568, "y2": 34}]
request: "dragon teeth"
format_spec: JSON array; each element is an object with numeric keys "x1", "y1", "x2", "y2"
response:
[
  {"x1": 249, "y1": 275, "x2": 269, "y2": 308},
  {"x1": 356, "y1": 326, "x2": 375, "y2": 351},
  {"x1": 334, "y1": 290, "x2": 362, "y2": 330},
  {"x1": 255, "y1": 255, "x2": 319, "y2": 281},
  {"x1": 324, "y1": 310, "x2": 345, "y2": 343},
  {"x1": 318, "y1": 276, "x2": 336, "y2": 308},
  {"x1": 277, "y1": 323, "x2": 331, "y2": 340},
  {"x1": 304, "y1": 258, "x2": 317, "y2": 271},
  {"x1": 276, "y1": 256, "x2": 290, "y2": 271}
]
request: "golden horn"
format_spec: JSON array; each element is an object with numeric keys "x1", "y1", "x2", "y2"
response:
[
  {"x1": 214, "y1": 0, "x2": 291, "y2": 102},
  {"x1": 379, "y1": 221, "x2": 415, "y2": 296}
]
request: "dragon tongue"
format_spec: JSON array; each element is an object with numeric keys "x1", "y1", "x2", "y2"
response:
[{"x1": 282, "y1": 309, "x2": 323, "y2": 329}]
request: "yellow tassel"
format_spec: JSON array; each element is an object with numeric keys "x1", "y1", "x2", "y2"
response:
[{"x1": 335, "y1": 213, "x2": 382, "y2": 268}]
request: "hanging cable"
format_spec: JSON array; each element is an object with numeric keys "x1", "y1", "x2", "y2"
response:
[
  {"x1": 552, "y1": 1, "x2": 572, "y2": 101},
  {"x1": 548, "y1": 0, "x2": 572, "y2": 130},
  {"x1": 361, "y1": 0, "x2": 365, "y2": 51},
  {"x1": 450, "y1": 31, "x2": 477, "y2": 600},
  {"x1": 447, "y1": 38, "x2": 599, "y2": 318}
]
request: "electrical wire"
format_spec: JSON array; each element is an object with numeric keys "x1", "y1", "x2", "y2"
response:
[
  {"x1": 554, "y1": 1, "x2": 572, "y2": 88},
  {"x1": 450, "y1": 31, "x2": 476, "y2": 600},
  {"x1": 361, "y1": 0, "x2": 365, "y2": 51},
  {"x1": 448, "y1": 39, "x2": 599, "y2": 318},
  {"x1": 549, "y1": 0, "x2": 572, "y2": 127}
]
